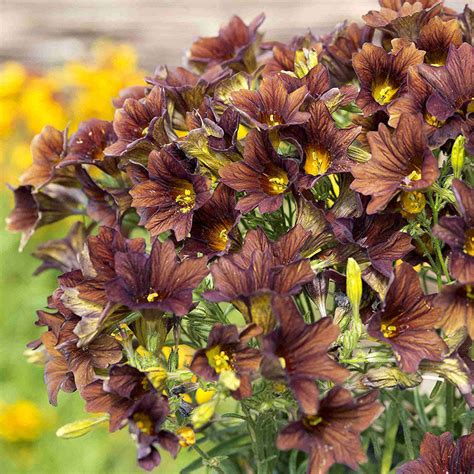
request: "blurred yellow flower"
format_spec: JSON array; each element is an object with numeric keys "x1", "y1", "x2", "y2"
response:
[{"x1": 0, "y1": 400, "x2": 47, "y2": 442}]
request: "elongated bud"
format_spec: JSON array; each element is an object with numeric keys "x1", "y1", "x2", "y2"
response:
[
  {"x1": 191, "y1": 398, "x2": 218, "y2": 429},
  {"x1": 56, "y1": 415, "x2": 109, "y2": 439},
  {"x1": 346, "y1": 258, "x2": 362, "y2": 316},
  {"x1": 451, "y1": 135, "x2": 465, "y2": 178},
  {"x1": 219, "y1": 370, "x2": 241, "y2": 391},
  {"x1": 362, "y1": 367, "x2": 422, "y2": 390},
  {"x1": 294, "y1": 48, "x2": 318, "y2": 79},
  {"x1": 177, "y1": 426, "x2": 196, "y2": 447}
]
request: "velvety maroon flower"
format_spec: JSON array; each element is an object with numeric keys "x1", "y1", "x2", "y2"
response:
[
  {"x1": 181, "y1": 184, "x2": 241, "y2": 257},
  {"x1": 352, "y1": 111, "x2": 389, "y2": 151},
  {"x1": 7, "y1": 184, "x2": 84, "y2": 251},
  {"x1": 367, "y1": 263, "x2": 447, "y2": 372},
  {"x1": 433, "y1": 179, "x2": 474, "y2": 284},
  {"x1": 433, "y1": 282, "x2": 474, "y2": 339},
  {"x1": 189, "y1": 14, "x2": 265, "y2": 72},
  {"x1": 353, "y1": 40, "x2": 425, "y2": 115},
  {"x1": 104, "y1": 86, "x2": 170, "y2": 159},
  {"x1": 230, "y1": 75, "x2": 309, "y2": 129},
  {"x1": 105, "y1": 239, "x2": 209, "y2": 315},
  {"x1": 416, "y1": 43, "x2": 474, "y2": 123},
  {"x1": 127, "y1": 393, "x2": 179, "y2": 471},
  {"x1": 204, "y1": 226, "x2": 313, "y2": 332},
  {"x1": 112, "y1": 85, "x2": 146, "y2": 109},
  {"x1": 219, "y1": 129, "x2": 298, "y2": 214},
  {"x1": 61, "y1": 119, "x2": 118, "y2": 175},
  {"x1": 262, "y1": 296, "x2": 349, "y2": 414},
  {"x1": 277, "y1": 387, "x2": 383, "y2": 474},
  {"x1": 397, "y1": 432, "x2": 474, "y2": 474},
  {"x1": 190, "y1": 323, "x2": 261, "y2": 399},
  {"x1": 351, "y1": 113, "x2": 439, "y2": 214},
  {"x1": 20, "y1": 125, "x2": 75, "y2": 190},
  {"x1": 282, "y1": 100, "x2": 361, "y2": 188},
  {"x1": 129, "y1": 146, "x2": 211, "y2": 240}
]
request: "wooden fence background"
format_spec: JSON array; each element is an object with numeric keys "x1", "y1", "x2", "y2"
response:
[{"x1": 0, "y1": 0, "x2": 467, "y2": 70}]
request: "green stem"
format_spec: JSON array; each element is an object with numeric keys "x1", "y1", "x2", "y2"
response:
[
  {"x1": 413, "y1": 388, "x2": 430, "y2": 433},
  {"x1": 192, "y1": 445, "x2": 225, "y2": 474},
  {"x1": 446, "y1": 384, "x2": 454, "y2": 433}
]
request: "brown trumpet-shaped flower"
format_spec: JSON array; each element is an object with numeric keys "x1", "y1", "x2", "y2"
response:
[
  {"x1": 129, "y1": 146, "x2": 211, "y2": 240},
  {"x1": 230, "y1": 75, "x2": 309, "y2": 129},
  {"x1": 367, "y1": 263, "x2": 447, "y2": 372},
  {"x1": 181, "y1": 184, "x2": 241, "y2": 257},
  {"x1": 105, "y1": 239, "x2": 208, "y2": 315},
  {"x1": 204, "y1": 226, "x2": 313, "y2": 332},
  {"x1": 433, "y1": 179, "x2": 474, "y2": 284},
  {"x1": 397, "y1": 432, "x2": 474, "y2": 474},
  {"x1": 353, "y1": 40, "x2": 425, "y2": 115},
  {"x1": 189, "y1": 14, "x2": 265, "y2": 71},
  {"x1": 190, "y1": 323, "x2": 261, "y2": 399},
  {"x1": 277, "y1": 387, "x2": 383, "y2": 474},
  {"x1": 219, "y1": 129, "x2": 298, "y2": 214},
  {"x1": 283, "y1": 100, "x2": 361, "y2": 188},
  {"x1": 351, "y1": 113, "x2": 439, "y2": 214},
  {"x1": 263, "y1": 296, "x2": 349, "y2": 414}
]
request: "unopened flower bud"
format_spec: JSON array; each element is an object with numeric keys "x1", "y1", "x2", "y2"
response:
[{"x1": 451, "y1": 135, "x2": 465, "y2": 178}]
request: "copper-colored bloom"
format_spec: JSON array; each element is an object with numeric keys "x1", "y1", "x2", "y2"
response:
[
  {"x1": 367, "y1": 263, "x2": 447, "y2": 372},
  {"x1": 397, "y1": 432, "x2": 474, "y2": 474},
  {"x1": 433, "y1": 179, "x2": 474, "y2": 284},
  {"x1": 353, "y1": 40, "x2": 425, "y2": 115},
  {"x1": 283, "y1": 100, "x2": 361, "y2": 188},
  {"x1": 204, "y1": 226, "x2": 313, "y2": 332},
  {"x1": 105, "y1": 239, "x2": 209, "y2": 315},
  {"x1": 219, "y1": 129, "x2": 298, "y2": 214},
  {"x1": 190, "y1": 323, "x2": 261, "y2": 399},
  {"x1": 104, "y1": 86, "x2": 170, "y2": 159},
  {"x1": 129, "y1": 146, "x2": 211, "y2": 240},
  {"x1": 416, "y1": 43, "x2": 474, "y2": 122},
  {"x1": 189, "y1": 14, "x2": 265, "y2": 72},
  {"x1": 230, "y1": 75, "x2": 309, "y2": 129},
  {"x1": 263, "y1": 296, "x2": 349, "y2": 414},
  {"x1": 181, "y1": 184, "x2": 241, "y2": 257},
  {"x1": 351, "y1": 113, "x2": 439, "y2": 214},
  {"x1": 277, "y1": 387, "x2": 383, "y2": 474}
]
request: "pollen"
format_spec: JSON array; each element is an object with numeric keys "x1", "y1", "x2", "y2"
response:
[
  {"x1": 133, "y1": 412, "x2": 154, "y2": 435},
  {"x1": 206, "y1": 345, "x2": 234, "y2": 373},
  {"x1": 146, "y1": 291, "x2": 160, "y2": 302},
  {"x1": 381, "y1": 323, "x2": 398, "y2": 338},
  {"x1": 304, "y1": 146, "x2": 331, "y2": 176},
  {"x1": 211, "y1": 227, "x2": 229, "y2": 252},
  {"x1": 463, "y1": 228, "x2": 474, "y2": 256},
  {"x1": 423, "y1": 112, "x2": 445, "y2": 128},
  {"x1": 400, "y1": 191, "x2": 426, "y2": 215},
  {"x1": 265, "y1": 113, "x2": 283, "y2": 127},
  {"x1": 403, "y1": 169, "x2": 422, "y2": 187},
  {"x1": 268, "y1": 176, "x2": 287, "y2": 193},
  {"x1": 302, "y1": 415, "x2": 323, "y2": 430},
  {"x1": 175, "y1": 187, "x2": 196, "y2": 213},
  {"x1": 261, "y1": 164, "x2": 288, "y2": 196},
  {"x1": 372, "y1": 81, "x2": 399, "y2": 105}
]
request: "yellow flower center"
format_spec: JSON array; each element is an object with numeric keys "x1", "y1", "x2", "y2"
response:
[
  {"x1": 261, "y1": 164, "x2": 288, "y2": 196},
  {"x1": 304, "y1": 146, "x2": 331, "y2": 176},
  {"x1": 381, "y1": 323, "x2": 398, "y2": 339},
  {"x1": 249, "y1": 293, "x2": 275, "y2": 333},
  {"x1": 302, "y1": 415, "x2": 323, "y2": 429},
  {"x1": 466, "y1": 285, "x2": 474, "y2": 300},
  {"x1": 423, "y1": 111, "x2": 445, "y2": 128},
  {"x1": 210, "y1": 227, "x2": 229, "y2": 252},
  {"x1": 372, "y1": 81, "x2": 399, "y2": 105},
  {"x1": 177, "y1": 426, "x2": 196, "y2": 447},
  {"x1": 133, "y1": 412, "x2": 154, "y2": 435},
  {"x1": 262, "y1": 112, "x2": 284, "y2": 127},
  {"x1": 400, "y1": 191, "x2": 426, "y2": 215},
  {"x1": 146, "y1": 291, "x2": 161, "y2": 302},
  {"x1": 206, "y1": 346, "x2": 234, "y2": 373},
  {"x1": 464, "y1": 228, "x2": 474, "y2": 257},
  {"x1": 175, "y1": 188, "x2": 196, "y2": 213}
]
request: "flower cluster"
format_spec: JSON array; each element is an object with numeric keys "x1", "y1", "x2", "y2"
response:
[{"x1": 7, "y1": 2, "x2": 474, "y2": 473}]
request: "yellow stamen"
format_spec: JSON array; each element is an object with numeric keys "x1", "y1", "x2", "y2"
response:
[
  {"x1": 372, "y1": 81, "x2": 399, "y2": 105},
  {"x1": 175, "y1": 187, "x2": 196, "y2": 213},
  {"x1": 210, "y1": 227, "x2": 229, "y2": 252},
  {"x1": 381, "y1": 323, "x2": 398, "y2": 338},
  {"x1": 400, "y1": 191, "x2": 426, "y2": 215},
  {"x1": 261, "y1": 164, "x2": 288, "y2": 196},
  {"x1": 206, "y1": 346, "x2": 234, "y2": 373},
  {"x1": 304, "y1": 146, "x2": 331, "y2": 176},
  {"x1": 146, "y1": 291, "x2": 160, "y2": 302},
  {"x1": 464, "y1": 228, "x2": 474, "y2": 256},
  {"x1": 423, "y1": 112, "x2": 445, "y2": 128},
  {"x1": 303, "y1": 415, "x2": 323, "y2": 429},
  {"x1": 177, "y1": 426, "x2": 196, "y2": 447},
  {"x1": 133, "y1": 412, "x2": 153, "y2": 435}
]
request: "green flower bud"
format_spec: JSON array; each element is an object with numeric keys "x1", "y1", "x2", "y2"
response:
[
  {"x1": 451, "y1": 135, "x2": 465, "y2": 178},
  {"x1": 56, "y1": 415, "x2": 109, "y2": 439}
]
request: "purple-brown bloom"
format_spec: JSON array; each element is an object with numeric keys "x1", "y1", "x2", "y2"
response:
[
  {"x1": 351, "y1": 113, "x2": 439, "y2": 214},
  {"x1": 262, "y1": 296, "x2": 349, "y2": 414},
  {"x1": 230, "y1": 75, "x2": 309, "y2": 129},
  {"x1": 353, "y1": 40, "x2": 425, "y2": 115},
  {"x1": 219, "y1": 129, "x2": 298, "y2": 214},
  {"x1": 283, "y1": 100, "x2": 361, "y2": 188},
  {"x1": 190, "y1": 323, "x2": 261, "y2": 399},
  {"x1": 204, "y1": 226, "x2": 313, "y2": 332},
  {"x1": 105, "y1": 239, "x2": 208, "y2": 315},
  {"x1": 181, "y1": 184, "x2": 241, "y2": 257},
  {"x1": 277, "y1": 387, "x2": 383, "y2": 474},
  {"x1": 434, "y1": 179, "x2": 474, "y2": 284},
  {"x1": 397, "y1": 432, "x2": 474, "y2": 474},
  {"x1": 367, "y1": 263, "x2": 447, "y2": 372},
  {"x1": 129, "y1": 146, "x2": 211, "y2": 240},
  {"x1": 189, "y1": 14, "x2": 265, "y2": 72}
]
